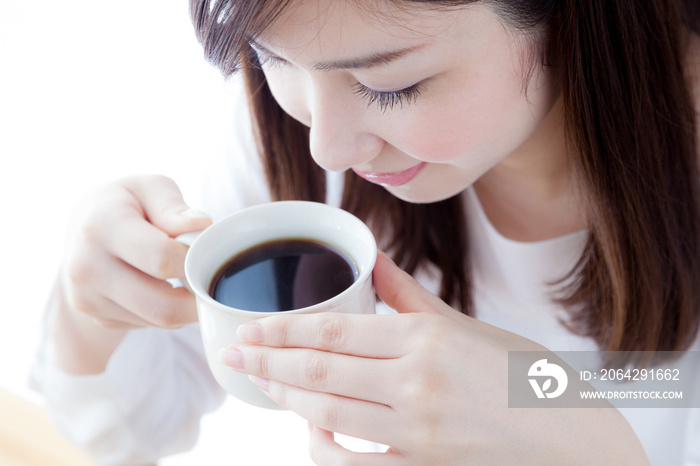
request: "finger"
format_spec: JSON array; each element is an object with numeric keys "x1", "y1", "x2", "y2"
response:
[
  {"x1": 373, "y1": 251, "x2": 451, "y2": 316},
  {"x1": 263, "y1": 381, "x2": 404, "y2": 450},
  {"x1": 100, "y1": 207, "x2": 192, "y2": 280},
  {"x1": 88, "y1": 318, "x2": 141, "y2": 330},
  {"x1": 66, "y1": 243, "x2": 198, "y2": 327},
  {"x1": 226, "y1": 344, "x2": 396, "y2": 404},
  {"x1": 123, "y1": 175, "x2": 212, "y2": 236},
  {"x1": 237, "y1": 312, "x2": 412, "y2": 358},
  {"x1": 64, "y1": 284, "x2": 154, "y2": 329},
  {"x1": 103, "y1": 258, "x2": 197, "y2": 328},
  {"x1": 82, "y1": 178, "x2": 209, "y2": 280}
]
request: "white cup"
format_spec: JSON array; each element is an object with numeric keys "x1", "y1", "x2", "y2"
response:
[{"x1": 179, "y1": 201, "x2": 377, "y2": 409}]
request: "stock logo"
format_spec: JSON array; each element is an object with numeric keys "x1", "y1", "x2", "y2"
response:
[{"x1": 528, "y1": 359, "x2": 568, "y2": 399}]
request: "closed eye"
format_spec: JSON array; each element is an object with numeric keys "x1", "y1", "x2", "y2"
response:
[{"x1": 352, "y1": 82, "x2": 424, "y2": 113}]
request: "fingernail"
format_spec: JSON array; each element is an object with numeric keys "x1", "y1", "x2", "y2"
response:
[
  {"x1": 219, "y1": 347, "x2": 244, "y2": 370},
  {"x1": 249, "y1": 375, "x2": 269, "y2": 392},
  {"x1": 182, "y1": 208, "x2": 211, "y2": 219},
  {"x1": 237, "y1": 322, "x2": 264, "y2": 343}
]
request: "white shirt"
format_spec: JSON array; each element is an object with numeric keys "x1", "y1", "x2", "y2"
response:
[
  {"x1": 31, "y1": 96, "x2": 700, "y2": 465},
  {"x1": 465, "y1": 186, "x2": 700, "y2": 466}
]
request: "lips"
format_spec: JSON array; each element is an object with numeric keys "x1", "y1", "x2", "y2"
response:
[{"x1": 352, "y1": 162, "x2": 426, "y2": 187}]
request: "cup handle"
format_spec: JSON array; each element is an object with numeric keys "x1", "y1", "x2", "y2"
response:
[{"x1": 169, "y1": 231, "x2": 203, "y2": 293}]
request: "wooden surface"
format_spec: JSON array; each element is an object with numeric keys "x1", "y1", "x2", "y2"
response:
[{"x1": 0, "y1": 390, "x2": 95, "y2": 466}]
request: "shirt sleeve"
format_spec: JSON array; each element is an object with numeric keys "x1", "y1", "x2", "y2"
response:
[
  {"x1": 31, "y1": 325, "x2": 226, "y2": 465},
  {"x1": 30, "y1": 87, "x2": 268, "y2": 465}
]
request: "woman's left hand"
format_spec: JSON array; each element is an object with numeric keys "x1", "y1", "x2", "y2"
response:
[{"x1": 222, "y1": 252, "x2": 648, "y2": 465}]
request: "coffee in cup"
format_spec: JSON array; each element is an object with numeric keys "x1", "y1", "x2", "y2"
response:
[{"x1": 209, "y1": 238, "x2": 358, "y2": 312}]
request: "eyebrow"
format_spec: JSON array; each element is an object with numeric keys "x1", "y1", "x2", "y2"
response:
[{"x1": 251, "y1": 40, "x2": 425, "y2": 71}]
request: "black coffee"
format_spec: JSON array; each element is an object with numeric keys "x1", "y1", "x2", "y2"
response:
[{"x1": 209, "y1": 238, "x2": 358, "y2": 312}]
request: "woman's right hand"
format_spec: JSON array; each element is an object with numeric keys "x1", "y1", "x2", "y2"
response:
[{"x1": 52, "y1": 175, "x2": 212, "y2": 374}]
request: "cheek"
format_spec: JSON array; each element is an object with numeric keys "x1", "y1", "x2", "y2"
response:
[
  {"x1": 388, "y1": 75, "x2": 550, "y2": 165},
  {"x1": 387, "y1": 102, "x2": 503, "y2": 164}
]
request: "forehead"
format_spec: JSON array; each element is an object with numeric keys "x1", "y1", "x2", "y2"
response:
[{"x1": 257, "y1": 0, "x2": 475, "y2": 59}]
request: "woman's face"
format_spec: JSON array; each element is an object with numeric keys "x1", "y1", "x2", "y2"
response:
[{"x1": 255, "y1": 0, "x2": 559, "y2": 203}]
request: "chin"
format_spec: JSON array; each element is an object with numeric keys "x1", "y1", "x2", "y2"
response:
[{"x1": 384, "y1": 184, "x2": 468, "y2": 204}]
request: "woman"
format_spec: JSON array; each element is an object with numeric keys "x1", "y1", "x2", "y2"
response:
[{"x1": 33, "y1": 0, "x2": 700, "y2": 464}]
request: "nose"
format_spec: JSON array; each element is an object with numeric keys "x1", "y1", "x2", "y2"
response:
[{"x1": 307, "y1": 82, "x2": 384, "y2": 172}]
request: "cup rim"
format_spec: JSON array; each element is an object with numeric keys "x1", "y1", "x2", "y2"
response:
[{"x1": 184, "y1": 201, "x2": 377, "y2": 316}]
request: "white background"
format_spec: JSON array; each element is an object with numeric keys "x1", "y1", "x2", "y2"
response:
[{"x1": 0, "y1": 1, "x2": 317, "y2": 464}]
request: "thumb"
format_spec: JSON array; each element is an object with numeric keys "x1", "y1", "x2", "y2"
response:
[
  {"x1": 124, "y1": 175, "x2": 212, "y2": 236},
  {"x1": 373, "y1": 251, "x2": 451, "y2": 316}
]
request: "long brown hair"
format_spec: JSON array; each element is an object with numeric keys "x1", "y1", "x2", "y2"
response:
[{"x1": 190, "y1": 0, "x2": 700, "y2": 354}]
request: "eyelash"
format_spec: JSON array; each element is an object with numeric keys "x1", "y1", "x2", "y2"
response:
[
  {"x1": 253, "y1": 49, "x2": 423, "y2": 112},
  {"x1": 352, "y1": 82, "x2": 423, "y2": 113}
]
